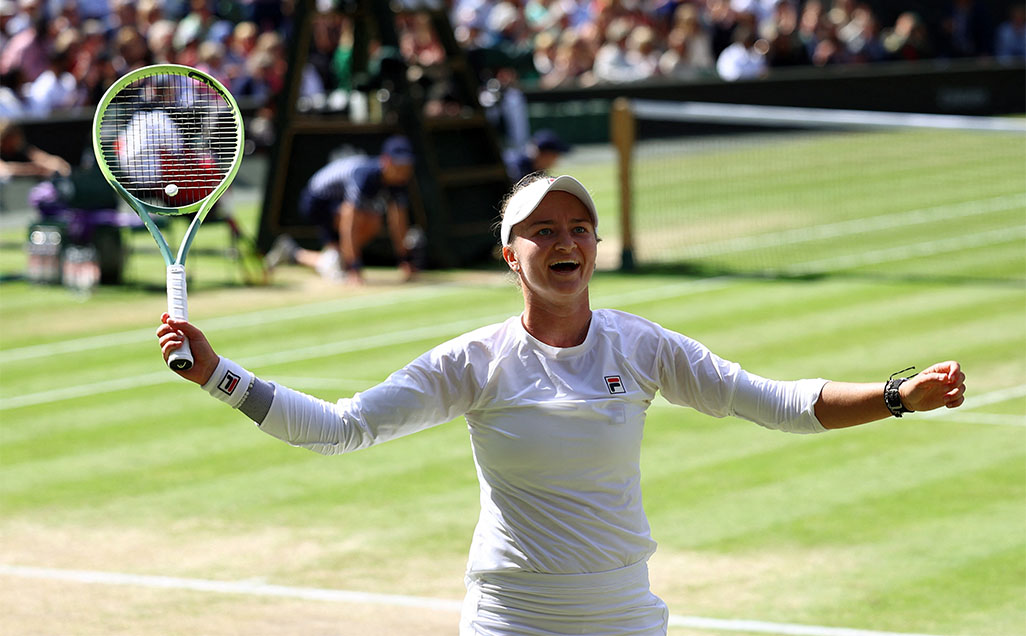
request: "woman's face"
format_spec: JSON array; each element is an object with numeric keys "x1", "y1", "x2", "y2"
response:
[{"x1": 503, "y1": 191, "x2": 597, "y2": 305}]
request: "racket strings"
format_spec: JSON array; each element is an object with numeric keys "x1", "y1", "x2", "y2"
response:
[{"x1": 97, "y1": 73, "x2": 241, "y2": 209}]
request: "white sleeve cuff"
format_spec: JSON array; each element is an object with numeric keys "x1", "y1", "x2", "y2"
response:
[{"x1": 201, "y1": 356, "x2": 255, "y2": 409}]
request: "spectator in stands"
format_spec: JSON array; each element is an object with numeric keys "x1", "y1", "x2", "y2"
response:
[
  {"x1": 308, "y1": 12, "x2": 345, "y2": 98},
  {"x1": 659, "y1": 27, "x2": 700, "y2": 80},
  {"x1": 838, "y1": 5, "x2": 886, "y2": 63},
  {"x1": 147, "y1": 19, "x2": 178, "y2": 63},
  {"x1": 761, "y1": 2, "x2": 808, "y2": 67},
  {"x1": 0, "y1": 0, "x2": 1012, "y2": 123},
  {"x1": 23, "y1": 30, "x2": 81, "y2": 115},
  {"x1": 0, "y1": 69, "x2": 24, "y2": 117},
  {"x1": 531, "y1": 29, "x2": 557, "y2": 76},
  {"x1": 524, "y1": 0, "x2": 563, "y2": 33},
  {"x1": 995, "y1": 5, "x2": 1026, "y2": 62},
  {"x1": 733, "y1": 0, "x2": 781, "y2": 25},
  {"x1": 811, "y1": 29, "x2": 851, "y2": 66},
  {"x1": 503, "y1": 128, "x2": 571, "y2": 182},
  {"x1": 175, "y1": 0, "x2": 217, "y2": 51},
  {"x1": 667, "y1": 4, "x2": 715, "y2": 73},
  {"x1": 593, "y1": 18, "x2": 638, "y2": 83},
  {"x1": 137, "y1": 0, "x2": 164, "y2": 38},
  {"x1": 540, "y1": 30, "x2": 596, "y2": 88},
  {"x1": 716, "y1": 26, "x2": 768, "y2": 81},
  {"x1": 882, "y1": 11, "x2": 934, "y2": 61},
  {"x1": 80, "y1": 18, "x2": 110, "y2": 61},
  {"x1": 173, "y1": 21, "x2": 203, "y2": 67},
  {"x1": 0, "y1": 119, "x2": 71, "y2": 180},
  {"x1": 254, "y1": 30, "x2": 288, "y2": 94},
  {"x1": 224, "y1": 20, "x2": 259, "y2": 86},
  {"x1": 939, "y1": 0, "x2": 994, "y2": 58},
  {"x1": 707, "y1": 0, "x2": 740, "y2": 57},
  {"x1": 265, "y1": 136, "x2": 419, "y2": 285},
  {"x1": 824, "y1": 0, "x2": 855, "y2": 31},
  {"x1": 625, "y1": 25, "x2": 661, "y2": 81},
  {"x1": 112, "y1": 25, "x2": 152, "y2": 74},
  {"x1": 196, "y1": 40, "x2": 230, "y2": 88},
  {"x1": 105, "y1": 0, "x2": 136, "y2": 33},
  {"x1": 796, "y1": 0, "x2": 825, "y2": 58},
  {"x1": 0, "y1": 13, "x2": 48, "y2": 83}
]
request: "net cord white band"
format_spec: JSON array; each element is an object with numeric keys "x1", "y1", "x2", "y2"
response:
[{"x1": 630, "y1": 100, "x2": 1026, "y2": 133}]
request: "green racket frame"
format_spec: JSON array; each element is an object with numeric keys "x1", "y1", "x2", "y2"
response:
[{"x1": 92, "y1": 64, "x2": 244, "y2": 370}]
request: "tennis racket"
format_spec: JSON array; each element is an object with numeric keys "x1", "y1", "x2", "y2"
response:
[{"x1": 92, "y1": 64, "x2": 244, "y2": 371}]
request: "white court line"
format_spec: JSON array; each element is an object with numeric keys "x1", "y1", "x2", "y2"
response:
[
  {"x1": 685, "y1": 193, "x2": 1026, "y2": 258},
  {"x1": 929, "y1": 412, "x2": 1025, "y2": 427},
  {"x1": 8, "y1": 191, "x2": 1022, "y2": 367},
  {"x1": 0, "y1": 279, "x2": 727, "y2": 411},
  {"x1": 0, "y1": 564, "x2": 948, "y2": 636},
  {"x1": 784, "y1": 225, "x2": 1026, "y2": 275},
  {"x1": 0, "y1": 564, "x2": 461, "y2": 612},
  {"x1": 0, "y1": 283, "x2": 473, "y2": 364},
  {"x1": 921, "y1": 384, "x2": 1026, "y2": 425},
  {"x1": 667, "y1": 614, "x2": 945, "y2": 636}
]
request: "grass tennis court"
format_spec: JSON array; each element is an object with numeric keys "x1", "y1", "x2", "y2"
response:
[{"x1": 0, "y1": 128, "x2": 1023, "y2": 635}]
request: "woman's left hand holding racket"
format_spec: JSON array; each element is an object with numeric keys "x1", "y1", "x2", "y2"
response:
[{"x1": 157, "y1": 315, "x2": 218, "y2": 384}]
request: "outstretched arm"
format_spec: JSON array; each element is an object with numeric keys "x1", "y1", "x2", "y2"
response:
[
  {"x1": 815, "y1": 361, "x2": 966, "y2": 429},
  {"x1": 155, "y1": 314, "x2": 477, "y2": 455}
]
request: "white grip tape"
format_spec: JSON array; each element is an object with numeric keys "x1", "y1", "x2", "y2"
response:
[
  {"x1": 167, "y1": 264, "x2": 189, "y2": 321},
  {"x1": 201, "y1": 357, "x2": 255, "y2": 409},
  {"x1": 166, "y1": 264, "x2": 193, "y2": 369}
]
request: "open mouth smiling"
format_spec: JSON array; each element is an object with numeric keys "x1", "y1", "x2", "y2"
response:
[{"x1": 549, "y1": 260, "x2": 581, "y2": 273}]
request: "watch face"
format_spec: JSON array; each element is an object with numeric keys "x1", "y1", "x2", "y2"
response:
[{"x1": 885, "y1": 379, "x2": 908, "y2": 416}]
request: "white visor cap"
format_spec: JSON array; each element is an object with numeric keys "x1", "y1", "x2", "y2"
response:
[{"x1": 500, "y1": 175, "x2": 598, "y2": 246}]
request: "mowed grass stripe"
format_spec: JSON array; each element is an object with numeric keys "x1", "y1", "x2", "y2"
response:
[
  {"x1": 631, "y1": 128, "x2": 1025, "y2": 269},
  {"x1": 640, "y1": 421, "x2": 1024, "y2": 631},
  {"x1": 633, "y1": 142, "x2": 1023, "y2": 223},
  {"x1": 2, "y1": 127, "x2": 1023, "y2": 634},
  {"x1": 636, "y1": 130, "x2": 1024, "y2": 204},
  {"x1": 0, "y1": 283, "x2": 479, "y2": 363},
  {"x1": 635, "y1": 280, "x2": 1023, "y2": 383},
  {"x1": 0, "y1": 278, "x2": 726, "y2": 404},
  {"x1": 805, "y1": 498, "x2": 1026, "y2": 635},
  {"x1": 0, "y1": 288, "x2": 522, "y2": 396},
  {"x1": 642, "y1": 421, "x2": 1023, "y2": 546}
]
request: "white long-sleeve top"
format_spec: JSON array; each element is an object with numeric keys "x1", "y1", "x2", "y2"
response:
[{"x1": 243, "y1": 309, "x2": 828, "y2": 577}]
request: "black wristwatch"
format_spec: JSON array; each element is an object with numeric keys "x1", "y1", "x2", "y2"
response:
[{"x1": 884, "y1": 368, "x2": 915, "y2": 418}]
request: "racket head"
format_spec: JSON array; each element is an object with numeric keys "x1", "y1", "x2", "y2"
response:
[{"x1": 92, "y1": 64, "x2": 244, "y2": 217}]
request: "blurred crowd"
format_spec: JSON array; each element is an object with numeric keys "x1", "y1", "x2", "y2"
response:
[
  {"x1": 448, "y1": 0, "x2": 1026, "y2": 86},
  {"x1": 0, "y1": 0, "x2": 292, "y2": 118},
  {"x1": 2, "y1": 0, "x2": 1024, "y2": 120}
]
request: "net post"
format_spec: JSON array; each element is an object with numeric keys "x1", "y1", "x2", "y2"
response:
[{"x1": 610, "y1": 98, "x2": 635, "y2": 271}]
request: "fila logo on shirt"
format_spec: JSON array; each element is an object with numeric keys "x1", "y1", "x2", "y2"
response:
[
  {"x1": 604, "y1": 375, "x2": 627, "y2": 394},
  {"x1": 218, "y1": 370, "x2": 241, "y2": 395}
]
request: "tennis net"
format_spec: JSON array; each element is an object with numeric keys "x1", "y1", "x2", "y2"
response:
[{"x1": 611, "y1": 99, "x2": 1026, "y2": 282}]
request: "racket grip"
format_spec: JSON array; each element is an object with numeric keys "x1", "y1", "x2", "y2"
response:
[{"x1": 166, "y1": 264, "x2": 193, "y2": 371}]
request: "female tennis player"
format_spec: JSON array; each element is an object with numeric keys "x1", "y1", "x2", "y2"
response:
[{"x1": 157, "y1": 174, "x2": 966, "y2": 635}]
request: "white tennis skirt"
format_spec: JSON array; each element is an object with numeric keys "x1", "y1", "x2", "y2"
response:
[{"x1": 459, "y1": 560, "x2": 668, "y2": 636}]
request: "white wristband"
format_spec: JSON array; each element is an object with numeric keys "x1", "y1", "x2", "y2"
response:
[{"x1": 201, "y1": 356, "x2": 255, "y2": 409}]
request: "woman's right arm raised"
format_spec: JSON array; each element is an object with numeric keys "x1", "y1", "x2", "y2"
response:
[{"x1": 155, "y1": 315, "x2": 477, "y2": 455}]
